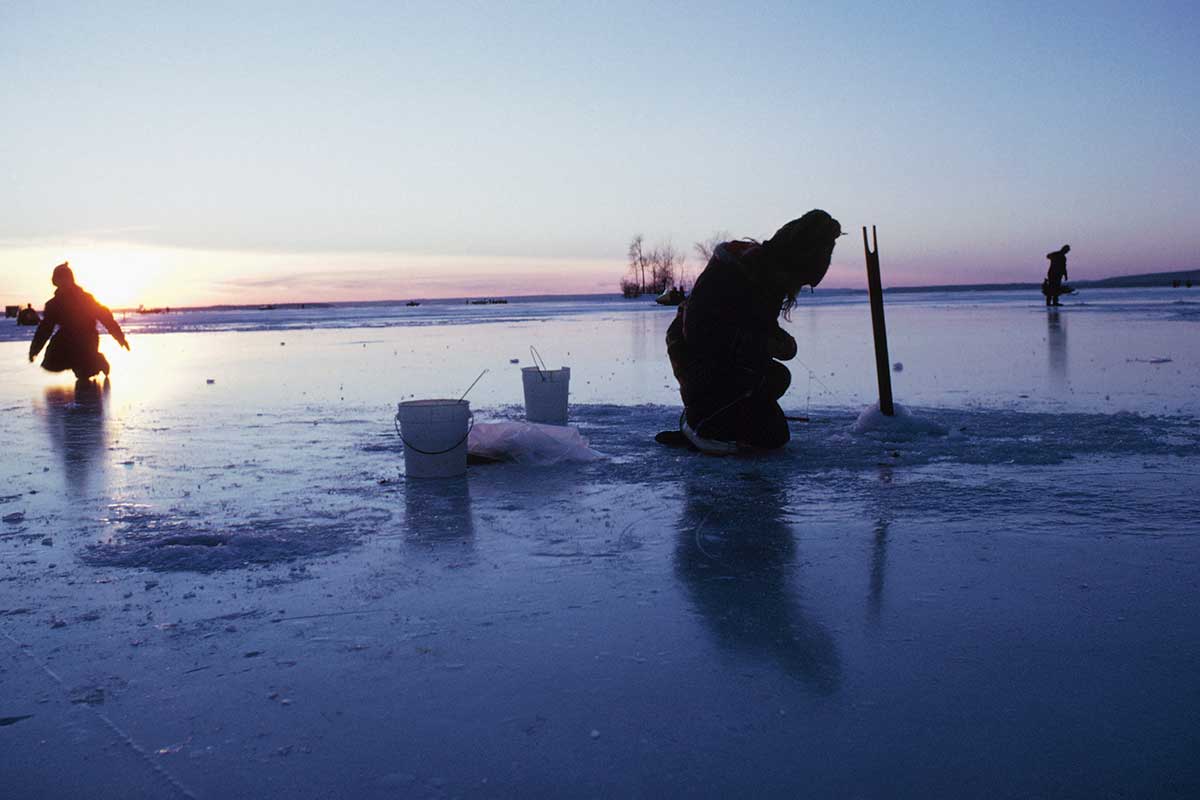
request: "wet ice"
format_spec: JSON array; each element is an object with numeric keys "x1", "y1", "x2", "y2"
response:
[{"x1": 1, "y1": 288, "x2": 1199, "y2": 797}]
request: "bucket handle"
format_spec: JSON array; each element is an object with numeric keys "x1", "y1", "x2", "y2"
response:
[
  {"x1": 529, "y1": 346, "x2": 548, "y2": 381},
  {"x1": 393, "y1": 409, "x2": 475, "y2": 455}
]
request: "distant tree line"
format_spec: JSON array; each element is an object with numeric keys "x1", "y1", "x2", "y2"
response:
[{"x1": 620, "y1": 231, "x2": 730, "y2": 298}]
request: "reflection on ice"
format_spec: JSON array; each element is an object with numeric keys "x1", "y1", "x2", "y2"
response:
[
  {"x1": 36, "y1": 380, "x2": 110, "y2": 495},
  {"x1": 1047, "y1": 308, "x2": 1068, "y2": 386},
  {"x1": 404, "y1": 480, "x2": 476, "y2": 553},
  {"x1": 674, "y1": 471, "x2": 840, "y2": 693},
  {"x1": 866, "y1": 465, "x2": 895, "y2": 624}
]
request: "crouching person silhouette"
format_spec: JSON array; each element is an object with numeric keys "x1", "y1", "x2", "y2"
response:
[
  {"x1": 664, "y1": 210, "x2": 842, "y2": 455},
  {"x1": 28, "y1": 262, "x2": 130, "y2": 381}
]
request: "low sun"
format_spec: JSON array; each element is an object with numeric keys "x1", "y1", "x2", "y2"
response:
[{"x1": 62, "y1": 248, "x2": 168, "y2": 309}]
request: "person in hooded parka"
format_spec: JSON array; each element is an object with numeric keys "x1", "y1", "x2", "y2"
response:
[{"x1": 666, "y1": 210, "x2": 843, "y2": 454}]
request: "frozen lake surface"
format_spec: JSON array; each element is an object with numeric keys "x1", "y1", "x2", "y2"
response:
[{"x1": 2, "y1": 288, "x2": 1199, "y2": 797}]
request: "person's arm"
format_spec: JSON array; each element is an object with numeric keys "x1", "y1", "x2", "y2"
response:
[
  {"x1": 767, "y1": 324, "x2": 797, "y2": 361},
  {"x1": 29, "y1": 318, "x2": 54, "y2": 362},
  {"x1": 95, "y1": 301, "x2": 130, "y2": 350}
]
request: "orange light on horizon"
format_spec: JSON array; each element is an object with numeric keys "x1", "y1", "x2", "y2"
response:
[{"x1": 60, "y1": 247, "x2": 172, "y2": 309}]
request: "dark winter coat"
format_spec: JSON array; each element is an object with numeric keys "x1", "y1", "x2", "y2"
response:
[
  {"x1": 29, "y1": 285, "x2": 127, "y2": 377},
  {"x1": 666, "y1": 241, "x2": 796, "y2": 424},
  {"x1": 1046, "y1": 249, "x2": 1068, "y2": 284}
]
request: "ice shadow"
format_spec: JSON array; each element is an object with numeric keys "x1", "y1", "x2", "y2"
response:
[
  {"x1": 673, "y1": 469, "x2": 841, "y2": 694},
  {"x1": 38, "y1": 380, "x2": 110, "y2": 495}
]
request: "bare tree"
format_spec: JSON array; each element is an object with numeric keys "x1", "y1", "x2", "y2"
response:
[
  {"x1": 621, "y1": 234, "x2": 693, "y2": 296},
  {"x1": 648, "y1": 243, "x2": 684, "y2": 294},
  {"x1": 627, "y1": 235, "x2": 649, "y2": 294},
  {"x1": 693, "y1": 231, "x2": 730, "y2": 267}
]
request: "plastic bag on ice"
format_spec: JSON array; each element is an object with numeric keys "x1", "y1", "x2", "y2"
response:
[{"x1": 467, "y1": 421, "x2": 602, "y2": 465}]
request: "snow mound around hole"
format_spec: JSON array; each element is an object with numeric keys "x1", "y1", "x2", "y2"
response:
[{"x1": 851, "y1": 402, "x2": 947, "y2": 438}]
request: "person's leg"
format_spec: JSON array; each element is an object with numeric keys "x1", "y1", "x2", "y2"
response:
[
  {"x1": 736, "y1": 393, "x2": 789, "y2": 449},
  {"x1": 762, "y1": 361, "x2": 791, "y2": 400},
  {"x1": 682, "y1": 363, "x2": 793, "y2": 453},
  {"x1": 733, "y1": 365, "x2": 792, "y2": 449},
  {"x1": 70, "y1": 351, "x2": 106, "y2": 380}
]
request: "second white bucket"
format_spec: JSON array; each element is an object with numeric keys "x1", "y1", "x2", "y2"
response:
[
  {"x1": 522, "y1": 366, "x2": 570, "y2": 425},
  {"x1": 396, "y1": 399, "x2": 472, "y2": 478}
]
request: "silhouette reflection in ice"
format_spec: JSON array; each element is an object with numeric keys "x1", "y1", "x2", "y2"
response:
[
  {"x1": 1047, "y1": 308, "x2": 1068, "y2": 387},
  {"x1": 674, "y1": 471, "x2": 840, "y2": 694},
  {"x1": 38, "y1": 379, "x2": 110, "y2": 495}
]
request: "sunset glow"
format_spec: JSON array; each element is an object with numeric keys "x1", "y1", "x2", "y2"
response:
[{"x1": 2, "y1": 3, "x2": 1197, "y2": 306}]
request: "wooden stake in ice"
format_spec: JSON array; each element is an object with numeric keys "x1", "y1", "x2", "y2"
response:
[{"x1": 862, "y1": 225, "x2": 895, "y2": 416}]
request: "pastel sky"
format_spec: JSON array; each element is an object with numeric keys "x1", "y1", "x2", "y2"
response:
[{"x1": 3, "y1": 1, "x2": 1198, "y2": 307}]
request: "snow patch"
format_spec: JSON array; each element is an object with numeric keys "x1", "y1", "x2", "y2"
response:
[{"x1": 83, "y1": 505, "x2": 392, "y2": 572}]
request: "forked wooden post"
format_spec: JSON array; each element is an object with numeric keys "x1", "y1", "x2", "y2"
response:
[{"x1": 863, "y1": 225, "x2": 895, "y2": 416}]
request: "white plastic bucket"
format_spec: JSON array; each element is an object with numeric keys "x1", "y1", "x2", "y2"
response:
[
  {"x1": 521, "y1": 366, "x2": 570, "y2": 425},
  {"x1": 396, "y1": 399, "x2": 472, "y2": 478}
]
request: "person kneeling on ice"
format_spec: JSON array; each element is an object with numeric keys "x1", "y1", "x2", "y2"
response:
[
  {"x1": 665, "y1": 210, "x2": 842, "y2": 454},
  {"x1": 28, "y1": 262, "x2": 130, "y2": 380}
]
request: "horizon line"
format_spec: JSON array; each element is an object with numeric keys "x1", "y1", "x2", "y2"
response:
[{"x1": 97, "y1": 267, "x2": 1199, "y2": 314}]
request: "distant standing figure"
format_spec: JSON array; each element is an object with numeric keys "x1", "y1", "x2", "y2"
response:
[
  {"x1": 1044, "y1": 244, "x2": 1070, "y2": 306},
  {"x1": 665, "y1": 210, "x2": 842, "y2": 454},
  {"x1": 28, "y1": 262, "x2": 130, "y2": 380},
  {"x1": 16, "y1": 304, "x2": 40, "y2": 325}
]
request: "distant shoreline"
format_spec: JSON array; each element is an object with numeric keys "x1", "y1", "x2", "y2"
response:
[{"x1": 96, "y1": 268, "x2": 1199, "y2": 314}]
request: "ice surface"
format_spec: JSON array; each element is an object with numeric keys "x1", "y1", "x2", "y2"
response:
[{"x1": 2, "y1": 287, "x2": 1199, "y2": 797}]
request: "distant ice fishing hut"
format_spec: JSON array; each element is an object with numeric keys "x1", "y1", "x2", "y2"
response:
[{"x1": 4, "y1": 305, "x2": 17, "y2": 319}]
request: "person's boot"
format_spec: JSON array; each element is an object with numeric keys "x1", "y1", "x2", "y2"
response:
[{"x1": 682, "y1": 419, "x2": 738, "y2": 455}]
